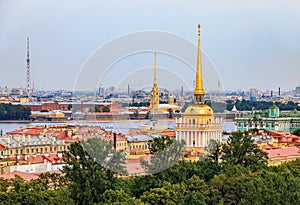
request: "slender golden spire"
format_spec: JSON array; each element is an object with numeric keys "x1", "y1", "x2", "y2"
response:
[
  {"x1": 193, "y1": 24, "x2": 205, "y2": 104},
  {"x1": 153, "y1": 53, "x2": 157, "y2": 86},
  {"x1": 194, "y1": 24, "x2": 205, "y2": 96},
  {"x1": 150, "y1": 52, "x2": 160, "y2": 109}
]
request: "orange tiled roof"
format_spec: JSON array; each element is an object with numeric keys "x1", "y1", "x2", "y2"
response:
[
  {"x1": 266, "y1": 147, "x2": 300, "y2": 159},
  {"x1": 0, "y1": 170, "x2": 39, "y2": 181},
  {"x1": 7, "y1": 127, "x2": 44, "y2": 135}
]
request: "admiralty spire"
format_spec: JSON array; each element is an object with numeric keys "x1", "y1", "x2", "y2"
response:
[{"x1": 175, "y1": 24, "x2": 222, "y2": 148}]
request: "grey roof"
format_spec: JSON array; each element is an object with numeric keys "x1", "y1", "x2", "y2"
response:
[{"x1": 126, "y1": 135, "x2": 153, "y2": 142}]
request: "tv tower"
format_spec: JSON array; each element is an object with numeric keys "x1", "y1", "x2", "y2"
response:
[{"x1": 26, "y1": 37, "x2": 31, "y2": 96}]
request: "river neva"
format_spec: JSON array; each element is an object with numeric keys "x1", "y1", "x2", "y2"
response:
[{"x1": 0, "y1": 121, "x2": 235, "y2": 135}]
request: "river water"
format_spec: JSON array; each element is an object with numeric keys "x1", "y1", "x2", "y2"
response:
[{"x1": 0, "y1": 121, "x2": 235, "y2": 136}]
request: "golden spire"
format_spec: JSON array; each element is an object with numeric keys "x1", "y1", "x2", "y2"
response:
[
  {"x1": 153, "y1": 52, "x2": 157, "y2": 86},
  {"x1": 194, "y1": 24, "x2": 205, "y2": 96}
]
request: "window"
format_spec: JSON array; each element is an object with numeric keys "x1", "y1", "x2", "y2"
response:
[{"x1": 27, "y1": 149, "x2": 29, "y2": 154}]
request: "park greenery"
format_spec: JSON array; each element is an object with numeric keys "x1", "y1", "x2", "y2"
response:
[
  {"x1": 0, "y1": 103, "x2": 31, "y2": 120},
  {"x1": 0, "y1": 132, "x2": 300, "y2": 204},
  {"x1": 124, "y1": 99, "x2": 300, "y2": 113},
  {"x1": 224, "y1": 100, "x2": 300, "y2": 112}
]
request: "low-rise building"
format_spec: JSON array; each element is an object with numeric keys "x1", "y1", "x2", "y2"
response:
[{"x1": 0, "y1": 126, "x2": 77, "y2": 158}]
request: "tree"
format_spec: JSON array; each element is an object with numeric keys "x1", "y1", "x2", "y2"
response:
[
  {"x1": 81, "y1": 138, "x2": 127, "y2": 175},
  {"x1": 147, "y1": 136, "x2": 175, "y2": 154},
  {"x1": 205, "y1": 139, "x2": 222, "y2": 164},
  {"x1": 62, "y1": 141, "x2": 121, "y2": 204},
  {"x1": 184, "y1": 175, "x2": 209, "y2": 205},
  {"x1": 101, "y1": 189, "x2": 144, "y2": 205},
  {"x1": 240, "y1": 169, "x2": 300, "y2": 205},
  {"x1": 0, "y1": 176, "x2": 74, "y2": 205},
  {"x1": 208, "y1": 165, "x2": 252, "y2": 205},
  {"x1": 0, "y1": 103, "x2": 31, "y2": 120},
  {"x1": 102, "y1": 106, "x2": 110, "y2": 112},
  {"x1": 140, "y1": 182, "x2": 186, "y2": 205},
  {"x1": 221, "y1": 132, "x2": 268, "y2": 170},
  {"x1": 140, "y1": 139, "x2": 185, "y2": 174},
  {"x1": 168, "y1": 108, "x2": 173, "y2": 118},
  {"x1": 292, "y1": 129, "x2": 300, "y2": 136}
]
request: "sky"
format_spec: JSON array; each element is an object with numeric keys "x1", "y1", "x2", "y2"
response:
[{"x1": 1, "y1": 0, "x2": 300, "y2": 93}]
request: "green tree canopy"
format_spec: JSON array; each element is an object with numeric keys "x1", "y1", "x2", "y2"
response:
[{"x1": 220, "y1": 132, "x2": 268, "y2": 170}]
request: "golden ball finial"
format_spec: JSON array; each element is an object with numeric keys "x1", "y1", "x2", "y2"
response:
[{"x1": 198, "y1": 24, "x2": 201, "y2": 35}]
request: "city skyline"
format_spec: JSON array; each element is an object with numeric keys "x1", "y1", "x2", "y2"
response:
[{"x1": 1, "y1": 0, "x2": 300, "y2": 92}]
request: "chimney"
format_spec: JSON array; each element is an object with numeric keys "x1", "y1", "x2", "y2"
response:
[
  {"x1": 57, "y1": 152, "x2": 62, "y2": 158},
  {"x1": 113, "y1": 133, "x2": 117, "y2": 150},
  {"x1": 271, "y1": 90, "x2": 273, "y2": 98}
]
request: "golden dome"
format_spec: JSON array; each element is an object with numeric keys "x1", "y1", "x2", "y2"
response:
[{"x1": 184, "y1": 104, "x2": 214, "y2": 116}]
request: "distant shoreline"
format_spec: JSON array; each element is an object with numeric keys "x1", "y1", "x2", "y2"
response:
[
  {"x1": 0, "y1": 119, "x2": 177, "y2": 123},
  {"x1": 0, "y1": 118, "x2": 234, "y2": 123}
]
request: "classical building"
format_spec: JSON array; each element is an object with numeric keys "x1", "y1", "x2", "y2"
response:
[
  {"x1": 175, "y1": 24, "x2": 222, "y2": 148},
  {"x1": 235, "y1": 103, "x2": 300, "y2": 133},
  {"x1": 0, "y1": 126, "x2": 76, "y2": 158}
]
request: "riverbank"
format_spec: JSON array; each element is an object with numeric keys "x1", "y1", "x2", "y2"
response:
[{"x1": 0, "y1": 118, "x2": 177, "y2": 123}]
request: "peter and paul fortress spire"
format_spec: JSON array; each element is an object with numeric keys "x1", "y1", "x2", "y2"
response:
[
  {"x1": 153, "y1": 53, "x2": 157, "y2": 87},
  {"x1": 194, "y1": 24, "x2": 205, "y2": 104},
  {"x1": 150, "y1": 53, "x2": 160, "y2": 109}
]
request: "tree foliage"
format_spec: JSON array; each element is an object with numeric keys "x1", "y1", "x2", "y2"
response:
[
  {"x1": 62, "y1": 141, "x2": 122, "y2": 204},
  {"x1": 1, "y1": 139, "x2": 300, "y2": 204},
  {"x1": 147, "y1": 136, "x2": 175, "y2": 154},
  {"x1": 221, "y1": 132, "x2": 268, "y2": 170},
  {"x1": 0, "y1": 103, "x2": 31, "y2": 120},
  {"x1": 141, "y1": 139, "x2": 185, "y2": 174}
]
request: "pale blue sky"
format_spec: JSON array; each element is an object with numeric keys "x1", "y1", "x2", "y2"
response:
[{"x1": 1, "y1": 0, "x2": 300, "y2": 92}]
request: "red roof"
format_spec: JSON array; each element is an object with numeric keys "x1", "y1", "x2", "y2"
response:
[
  {"x1": 266, "y1": 147, "x2": 300, "y2": 159},
  {"x1": 0, "y1": 170, "x2": 39, "y2": 181},
  {"x1": 125, "y1": 155, "x2": 150, "y2": 175},
  {"x1": 7, "y1": 127, "x2": 44, "y2": 135},
  {"x1": 0, "y1": 144, "x2": 6, "y2": 149},
  {"x1": 16, "y1": 153, "x2": 64, "y2": 164}
]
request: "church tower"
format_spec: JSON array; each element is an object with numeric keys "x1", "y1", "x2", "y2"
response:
[
  {"x1": 149, "y1": 53, "x2": 160, "y2": 110},
  {"x1": 175, "y1": 25, "x2": 222, "y2": 148}
]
